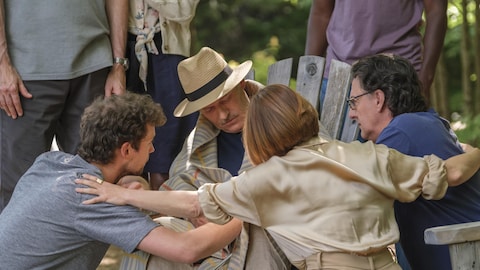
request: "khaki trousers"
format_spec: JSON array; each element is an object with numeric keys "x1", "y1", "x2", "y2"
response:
[{"x1": 305, "y1": 249, "x2": 401, "y2": 270}]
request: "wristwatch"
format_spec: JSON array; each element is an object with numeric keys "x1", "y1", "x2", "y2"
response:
[{"x1": 113, "y1": 57, "x2": 129, "y2": 71}]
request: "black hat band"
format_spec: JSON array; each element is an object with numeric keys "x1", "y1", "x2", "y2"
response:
[{"x1": 186, "y1": 66, "x2": 233, "y2": 102}]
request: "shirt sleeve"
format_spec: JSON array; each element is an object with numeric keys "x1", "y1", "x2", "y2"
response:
[
  {"x1": 75, "y1": 198, "x2": 159, "y2": 253},
  {"x1": 324, "y1": 141, "x2": 448, "y2": 203},
  {"x1": 198, "y1": 175, "x2": 262, "y2": 226},
  {"x1": 373, "y1": 145, "x2": 448, "y2": 202}
]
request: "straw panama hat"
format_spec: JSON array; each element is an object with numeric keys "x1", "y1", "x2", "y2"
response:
[{"x1": 174, "y1": 47, "x2": 253, "y2": 117}]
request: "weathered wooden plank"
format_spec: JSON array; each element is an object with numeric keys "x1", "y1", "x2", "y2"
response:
[
  {"x1": 267, "y1": 58, "x2": 293, "y2": 86},
  {"x1": 245, "y1": 68, "x2": 255, "y2": 80},
  {"x1": 448, "y1": 242, "x2": 480, "y2": 270},
  {"x1": 425, "y1": 221, "x2": 480, "y2": 245},
  {"x1": 340, "y1": 116, "x2": 360, "y2": 142},
  {"x1": 294, "y1": 55, "x2": 325, "y2": 113},
  {"x1": 425, "y1": 221, "x2": 480, "y2": 270},
  {"x1": 320, "y1": 59, "x2": 353, "y2": 140}
]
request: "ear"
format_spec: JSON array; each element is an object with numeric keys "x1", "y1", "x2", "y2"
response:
[
  {"x1": 374, "y1": 89, "x2": 386, "y2": 112},
  {"x1": 119, "y1": 142, "x2": 133, "y2": 159}
]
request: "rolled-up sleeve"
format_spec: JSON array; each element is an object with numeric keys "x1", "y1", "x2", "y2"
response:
[
  {"x1": 380, "y1": 148, "x2": 448, "y2": 202},
  {"x1": 198, "y1": 184, "x2": 233, "y2": 225},
  {"x1": 421, "y1": 154, "x2": 448, "y2": 200},
  {"x1": 198, "y1": 176, "x2": 262, "y2": 226}
]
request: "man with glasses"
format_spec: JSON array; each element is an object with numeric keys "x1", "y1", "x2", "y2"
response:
[
  {"x1": 346, "y1": 92, "x2": 370, "y2": 111},
  {"x1": 347, "y1": 54, "x2": 480, "y2": 270}
]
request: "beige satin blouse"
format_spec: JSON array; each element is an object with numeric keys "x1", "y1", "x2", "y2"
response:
[{"x1": 198, "y1": 136, "x2": 447, "y2": 269}]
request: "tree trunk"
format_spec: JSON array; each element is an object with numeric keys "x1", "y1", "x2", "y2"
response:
[
  {"x1": 474, "y1": 0, "x2": 480, "y2": 115},
  {"x1": 433, "y1": 52, "x2": 450, "y2": 119},
  {"x1": 461, "y1": 0, "x2": 474, "y2": 116}
]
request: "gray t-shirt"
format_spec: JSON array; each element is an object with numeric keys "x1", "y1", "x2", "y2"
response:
[
  {"x1": 4, "y1": 0, "x2": 113, "y2": 80},
  {"x1": 0, "y1": 152, "x2": 158, "y2": 269}
]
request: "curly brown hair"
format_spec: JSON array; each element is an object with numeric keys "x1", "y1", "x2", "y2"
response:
[{"x1": 78, "y1": 92, "x2": 166, "y2": 164}]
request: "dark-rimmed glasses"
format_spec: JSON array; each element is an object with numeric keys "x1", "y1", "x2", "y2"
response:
[{"x1": 346, "y1": 92, "x2": 370, "y2": 110}]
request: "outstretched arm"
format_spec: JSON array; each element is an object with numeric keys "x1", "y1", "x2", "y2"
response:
[
  {"x1": 139, "y1": 219, "x2": 242, "y2": 263},
  {"x1": 445, "y1": 147, "x2": 480, "y2": 186},
  {"x1": 76, "y1": 174, "x2": 202, "y2": 218}
]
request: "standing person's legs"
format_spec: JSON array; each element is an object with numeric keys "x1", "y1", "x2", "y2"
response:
[
  {"x1": 0, "y1": 80, "x2": 69, "y2": 212},
  {"x1": 127, "y1": 33, "x2": 198, "y2": 190},
  {"x1": 145, "y1": 50, "x2": 198, "y2": 189},
  {"x1": 55, "y1": 69, "x2": 108, "y2": 154}
]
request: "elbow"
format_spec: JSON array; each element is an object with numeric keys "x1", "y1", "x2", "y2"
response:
[
  {"x1": 175, "y1": 251, "x2": 204, "y2": 264},
  {"x1": 447, "y1": 168, "x2": 464, "y2": 187},
  {"x1": 445, "y1": 163, "x2": 468, "y2": 187},
  {"x1": 176, "y1": 242, "x2": 209, "y2": 264}
]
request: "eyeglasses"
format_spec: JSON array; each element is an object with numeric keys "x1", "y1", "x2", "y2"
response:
[{"x1": 346, "y1": 92, "x2": 370, "y2": 110}]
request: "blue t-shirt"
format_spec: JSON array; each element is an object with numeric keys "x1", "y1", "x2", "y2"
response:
[
  {"x1": 0, "y1": 152, "x2": 159, "y2": 269},
  {"x1": 377, "y1": 110, "x2": 480, "y2": 270}
]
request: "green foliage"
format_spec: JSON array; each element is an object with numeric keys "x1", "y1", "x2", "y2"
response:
[
  {"x1": 250, "y1": 38, "x2": 279, "y2": 85},
  {"x1": 190, "y1": 0, "x2": 477, "y2": 120},
  {"x1": 455, "y1": 114, "x2": 480, "y2": 147},
  {"x1": 192, "y1": 0, "x2": 311, "y2": 64}
]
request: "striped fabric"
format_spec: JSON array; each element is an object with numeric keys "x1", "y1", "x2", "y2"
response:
[
  {"x1": 119, "y1": 217, "x2": 233, "y2": 270},
  {"x1": 155, "y1": 113, "x2": 289, "y2": 269}
]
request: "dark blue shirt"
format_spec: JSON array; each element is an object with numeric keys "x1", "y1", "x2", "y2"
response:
[
  {"x1": 217, "y1": 131, "x2": 244, "y2": 176},
  {"x1": 377, "y1": 110, "x2": 480, "y2": 270}
]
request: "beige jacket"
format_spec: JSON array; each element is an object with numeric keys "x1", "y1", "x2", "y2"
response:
[{"x1": 199, "y1": 136, "x2": 448, "y2": 269}]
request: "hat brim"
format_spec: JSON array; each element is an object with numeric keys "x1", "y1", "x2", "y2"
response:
[{"x1": 174, "y1": 60, "x2": 253, "y2": 117}]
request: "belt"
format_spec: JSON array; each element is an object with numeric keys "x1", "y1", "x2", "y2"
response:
[
  {"x1": 350, "y1": 246, "x2": 388, "y2": 256},
  {"x1": 305, "y1": 248, "x2": 397, "y2": 270}
]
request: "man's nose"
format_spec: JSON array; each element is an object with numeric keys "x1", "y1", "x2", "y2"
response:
[
  {"x1": 348, "y1": 108, "x2": 356, "y2": 119},
  {"x1": 218, "y1": 107, "x2": 229, "y2": 119}
]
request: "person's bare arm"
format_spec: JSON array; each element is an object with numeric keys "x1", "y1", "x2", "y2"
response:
[
  {"x1": 304, "y1": 0, "x2": 334, "y2": 55},
  {"x1": 76, "y1": 174, "x2": 202, "y2": 218},
  {"x1": 0, "y1": 0, "x2": 32, "y2": 118},
  {"x1": 104, "y1": 0, "x2": 128, "y2": 96},
  {"x1": 445, "y1": 147, "x2": 480, "y2": 186},
  {"x1": 419, "y1": 0, "x2": 447, "y2": 105},
  {"x1": 138, "y1": 218, "x2": 242, "y2": 263}
]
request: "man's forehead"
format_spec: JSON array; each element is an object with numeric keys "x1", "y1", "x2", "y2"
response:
[
  {"x1": 202, "y1": 89, "x2": 236, "y2": 109},
  {"x1": 350, "y1": 78, "x2": 363, "y2": 94}
]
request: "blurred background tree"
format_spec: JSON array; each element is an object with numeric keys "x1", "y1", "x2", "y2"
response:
[{"x1": 190, "y1": 0, "x2": 480, "y2": 146}]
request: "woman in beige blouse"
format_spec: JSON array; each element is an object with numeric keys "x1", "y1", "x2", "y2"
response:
[{"x1": 77, "y1": 84, "x2": 480, "y2": 270}]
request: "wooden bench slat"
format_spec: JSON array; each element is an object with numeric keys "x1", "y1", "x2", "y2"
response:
[
  {"x1": 267, "y1": 58, "x2": 292, "y2": 86},
  {"x1": 424, "y1": 221, "x2": 480, "y2": 245},
  {"x1": 448, "y1": 241, "x2": 480, "y2": 269},
  {"x1": 294, "y1": 55, "x2": 325, "y2": 113},
  {"x1": 424, "y1": 210, "x2": 480, "y2": 269},
  {"x1": 340, "y1": 115, "x2": 360, "y2": 142},
  {"x1": 246, "y1": 68, "x2": 255, "y2": 80},
  {"x1": 320, "y1": 59, "x2": 354, "y2": 140}
]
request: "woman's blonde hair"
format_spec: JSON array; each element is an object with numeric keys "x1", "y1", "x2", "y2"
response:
[{"x1": 244, "y1": 84, "x2": 319, "y2": 165}]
